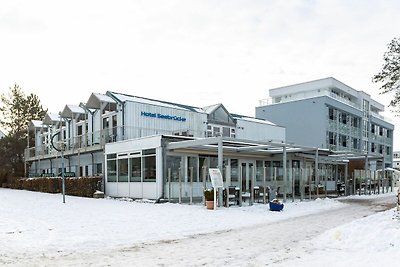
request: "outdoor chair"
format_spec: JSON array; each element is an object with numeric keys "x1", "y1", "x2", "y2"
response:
[{"x1": 227, "y1": 186, "x2": 239, "y2": 206}]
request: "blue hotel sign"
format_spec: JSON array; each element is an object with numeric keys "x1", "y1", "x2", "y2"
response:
[{"x1": 141, "y1": 111, "x2": 187, "y2": 122}]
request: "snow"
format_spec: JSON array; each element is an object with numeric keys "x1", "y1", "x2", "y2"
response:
[
  {"x1": 112, "y1": 92, "x2": 205, "y2": 113},
  {"x1": 1, "y1": 188, "x2": 399, "y2": 266}
]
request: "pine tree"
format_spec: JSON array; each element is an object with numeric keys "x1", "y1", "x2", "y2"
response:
[
  {"x1": 372, "y1": 37, "x2": 400, "y2": 112},
  {"x1": 0, "y1": 83, "x2": 47, "y2": 177}
]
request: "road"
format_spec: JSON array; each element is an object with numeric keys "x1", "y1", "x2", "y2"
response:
[{"x1": 27, "y1": 194, "x2": 396, "y2": 267}]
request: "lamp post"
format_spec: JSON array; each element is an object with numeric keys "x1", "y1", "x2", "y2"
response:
[{"x1": 51, "y1": 132, "x2": 65, "y2": 203}]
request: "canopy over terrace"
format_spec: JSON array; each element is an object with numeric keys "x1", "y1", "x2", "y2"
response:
[{"x1": 165, "y1": 135, "x2": 374, "y2": 204}]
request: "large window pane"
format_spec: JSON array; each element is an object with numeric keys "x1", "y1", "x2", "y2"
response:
[
  {"x1": 118, "y1": 158, "x2": 128, "y2": 182},
  {"x1": 231, "y1": 159, "x2": 238, "y2": 182},
  {"x1": 107, "y1": 160, "x2": 117, "y2": 182},
  {"x1": 256, "y1": 160, "x2": 264, "y2": 182},
  {"x1": 130, "y1": 157, "x2": 141, "y2": 182},
  {"x1": 143, "y1": 156, "x2": 156, "y2": 182},
  {"x1": 188, "y1": 156, "x2": 198, "y2": 182}
]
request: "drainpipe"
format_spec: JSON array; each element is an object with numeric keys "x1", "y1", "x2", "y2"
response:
[{"x1": 106, "y1": 91, "x2": 125, "y2": 140}]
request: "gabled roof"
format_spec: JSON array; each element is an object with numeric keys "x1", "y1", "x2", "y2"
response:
[
  {"x1": 43, "y1": 113, "x2": 60, "y2": 125},
  {"x1": 231, "y1": 114, "x2": 277, "y2": 126},
  {"x1": 203, "y1": 103, "x2": 236, "y2": 126},
  {"x1": 61, "y1": 105, "x2": 86, "y2": 118},
  {"x1": 86, "y1": 93, "x2": 116, "y2": 109},
  {"x1": 29, "y1": 120, "x2": 46, "y2": 129},
  {"x1": 108, "y1": 91, "x2": 205, "y2": 113},
  {"x1": 202, "y1": 103, "x2": 221, "y2": 114}
]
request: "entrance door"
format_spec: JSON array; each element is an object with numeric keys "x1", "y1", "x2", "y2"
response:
[{"x1": 240, "y1": 160, "x2": 255, "y2": 194}]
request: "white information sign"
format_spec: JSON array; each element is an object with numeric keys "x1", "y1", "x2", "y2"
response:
[{"x1": 209, "y1": 168, "x2": 223, "y2": 188}]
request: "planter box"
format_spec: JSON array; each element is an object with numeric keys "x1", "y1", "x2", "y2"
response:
[{"x1": 269, "y1": 201, "x2": 284, "y2": 211}]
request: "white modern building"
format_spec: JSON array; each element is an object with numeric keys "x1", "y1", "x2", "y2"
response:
[
  {"x1": 256, "y1": 77, "x2": 395, "y2": 170},
  {"x1": 25, "y1": 91, "x2": 292, "y2": 200}
]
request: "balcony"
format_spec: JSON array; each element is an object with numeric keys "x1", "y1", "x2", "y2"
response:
[
  {"x1": 25, "y1": 126, "x2": 203, "y2": 161},
  {"x1": 258, "y1": 90, "x2": 361, "y2": 110}
]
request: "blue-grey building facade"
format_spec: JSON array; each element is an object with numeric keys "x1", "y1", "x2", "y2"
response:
[{"x1": 256, "y1": 77, "x2": 394, "y2": 169}]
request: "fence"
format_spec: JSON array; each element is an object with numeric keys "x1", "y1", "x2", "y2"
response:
[{"x1": 164, "y1": 166, "x2": 394, "y2": 206}]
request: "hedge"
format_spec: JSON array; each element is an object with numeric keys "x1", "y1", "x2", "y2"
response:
[{"x1": 5, "y1": 176, "x2": 103, "y2": 198}]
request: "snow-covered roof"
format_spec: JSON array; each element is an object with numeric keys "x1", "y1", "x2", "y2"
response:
[
  {"x1": 61, "y1": 105, "x2": 86, "y2": 118},
  {"x1": 43, "y1": 113, "x2": 60, "y2": 125},
  {"x1": 109, "y1": 92, "x2": 204, "y2": 113},
  {"x1": 86, "y1": 93, "x2": 116, "y2": 109},
  {"x1": 232, "y1": 114, "x2": 277, "y2": 126},
  {"x1": 29, "y1": 120, "x2": 46, "y2": 128},
  {"x1": 202, "y1": 103, "x2": 221, "y2": 114}
]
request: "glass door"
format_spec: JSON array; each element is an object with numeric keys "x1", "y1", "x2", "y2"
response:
[{"x1": 239, "y1": 160, "x2": 256, "y2": 207}]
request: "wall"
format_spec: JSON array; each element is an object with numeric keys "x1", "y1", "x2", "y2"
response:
[
  {"x1": 256, "y1": 97, "x2": 327, "y2": 148},
  {"x1": 124, "y1": 101, "x2": 207, "y2": 138},
  {"x1": 235, "y1": 118, "x2": 285, "y2": 142}
]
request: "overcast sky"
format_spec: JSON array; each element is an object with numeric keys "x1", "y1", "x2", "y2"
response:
[{"x1": 1, "y1": 0, "x2": 400, "y2": 148}]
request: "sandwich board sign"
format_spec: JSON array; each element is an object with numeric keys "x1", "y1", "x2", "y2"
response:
[
  {"x1": 209, "y1": 168, "x2": 223, "y2": 188},
  {"x1": 208, "y1": 168, "x2": 223, "y2": 210}
]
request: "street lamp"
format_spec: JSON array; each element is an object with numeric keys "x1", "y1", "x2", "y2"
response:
[{"x1": 51, "y1": 132, "x2": 66, "y2": 203}]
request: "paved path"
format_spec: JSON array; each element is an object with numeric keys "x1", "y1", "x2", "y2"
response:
[{"x1": 30, "y1": 194, "x2": 396, "y2": 267}]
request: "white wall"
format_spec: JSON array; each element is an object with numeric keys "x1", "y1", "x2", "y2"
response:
[
  {"x1": 235, "y1": 119, "x2": 285, "y2": 143},
  {"x1": 124, "y1": 101, "x2": 207, "y2": 138}
]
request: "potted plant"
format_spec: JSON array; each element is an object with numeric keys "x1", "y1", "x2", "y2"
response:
[
  {"x1": 269, "y1": 198, "x2": 284, "y2": 211},
  {"x1": 204, "y1": 188, "x2": 215, "y2": 209}
]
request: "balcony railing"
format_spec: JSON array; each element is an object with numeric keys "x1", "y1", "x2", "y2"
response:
[
  {"x1": 25, "y1": 126, "x2": 203, "y2": 160},
  {"x1": 258, "y1": 90, "x2": 361, "y2": 110}
]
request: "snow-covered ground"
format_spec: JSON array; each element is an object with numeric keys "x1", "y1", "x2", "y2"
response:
[{"x1": 1, "y1": 188, "x2": 399, "y2": 266}]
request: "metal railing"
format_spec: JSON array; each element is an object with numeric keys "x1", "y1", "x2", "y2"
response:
[{"x1": 25, "y1": 126, "x2": 204, "y2": 160}]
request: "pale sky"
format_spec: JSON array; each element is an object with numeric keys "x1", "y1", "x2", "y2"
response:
[{"x1": 1, "y1": 0, "x2": 400, "y2": 149}]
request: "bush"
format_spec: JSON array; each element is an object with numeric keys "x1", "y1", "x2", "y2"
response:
[{"x1": 6, "y1": 176, "x2": 103, "y2": 198}]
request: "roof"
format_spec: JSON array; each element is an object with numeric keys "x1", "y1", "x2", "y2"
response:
[
  {"x1": 29, "y1": 120, "x2": 45, "y2": 128},
  {"x1": 43, "y1": 113, "x2": 60, "y2": 125},
  {"x1": 202, "y1": 104, "x2": 221, "y2": 114},
  {"x1": 61, "y1": 105, "x2": 86, "y2": 118},
  {"x1": 86, "y1": 93, "x2": 116, "y2": 109},
  {"x1": 108, "y1": 91, "x2": 204, "y2": 113},
  {"x1": 231, "y1": 114, "x2": 277, "y2": 126}
]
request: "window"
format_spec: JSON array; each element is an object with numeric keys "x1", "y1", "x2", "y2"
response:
[
  {"x1": 77, "y1": 125, "x2": 83, "y2": 135},
  {"x1": 118, "y1": 158, "x2": 128, "y2": 182},
  {"x1": 130, "y1": 157, "x2": 141, "y2": 182},
  {"x1": 353, "y1": 138, "x2": 359, "y2": 149},
  {"x1": 328, "y1": 108, "x2": 336, "y2": 121},
  {"x1": 96, "y1": 163, "x2": 102, "y2": 175},
  {"x1": 188, "y1": 156, "x2": 198, "y2": 183},
  {"x1": 230, "y1": 159, "x2": 238, "y2": 182},
  {"x1": 328, "y1": 132, "x2": 336, "y2": 145},
  {"x1": 107, "y1": 159, "x2": 117, "y2": 182},
  {"x1": 143, "y1": 156, "x2": 156, "y2": 182},
  {"x1": 213, "y1": 126, "x2": 220, "y2": 136},
  {"x1": 339, "y1": 135, "x2": 347, "y2": 147},
  {"x1": 206, "y1": 124, "x2": 236, "y2": 138},
  {"x1": 103, "y1": 117, "x2": 109, "y2": 129},
  {"x1": 379, "y1": 127, "x2": 383, "y2": 136},
  {"x1": 341, "y1": 113, "x2": 348, "y2": 124},
  {"x1": 222, "y1": 127, "x2": 230, "y2": 137},
  {"x1": 352, "y1": 117, "x2": 359, "y2": 128},
  {"x1": 371, "y1": 124, "x2": 375, "y2": 134},
  {"x1": 371, "y1": 143, "x2": 375, "y2": 153},
  {"x1": 386, "y1": 147, "x2": 390, "y2": 156}
]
